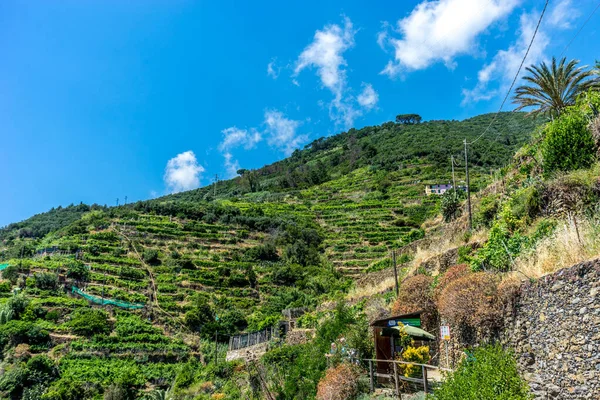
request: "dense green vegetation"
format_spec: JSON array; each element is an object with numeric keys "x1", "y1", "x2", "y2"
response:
[
  {"x1": 0, "y1": 204, "x2": 107, "y2": 242},
  {"x1": 0, "y1": 112, "x2": 540, "y2": 399},
  {"x1": 468, "y1": 91, "x2": 600, "y2": 272},
  {"x1": 431, "y1": 345, "x2": 531, "y2": 400}
]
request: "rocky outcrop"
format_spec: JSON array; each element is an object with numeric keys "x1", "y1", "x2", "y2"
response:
[{"x1": 504, "y1": 259, "x2": 600, "y2": 399}]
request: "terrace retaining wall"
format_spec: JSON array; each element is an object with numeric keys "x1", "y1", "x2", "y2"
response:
[{"x1": 503, "y1": 258, "x2": 600, "y2": 399}]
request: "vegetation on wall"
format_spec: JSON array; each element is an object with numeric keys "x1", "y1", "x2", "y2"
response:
[{"x1": 431, "y1": 345, "x2": 531, "y2": 400}]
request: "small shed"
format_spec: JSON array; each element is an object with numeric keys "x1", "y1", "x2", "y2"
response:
[{"x1": 370, "y1": 312, "x2": 435, "y2": 376}]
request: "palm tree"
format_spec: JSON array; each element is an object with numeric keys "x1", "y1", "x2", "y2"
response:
[
  {"x1": 144, "y1": 384, "x2": 175, "y2": 400},
  {"x1": 513, "y1": 57, "x2": 599, "y2": 118},
  {"x1": 144, "y1": 390, "x2": 168, "y2": 400}
]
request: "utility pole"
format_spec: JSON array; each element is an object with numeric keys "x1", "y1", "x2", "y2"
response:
[
  {"x1": 124, "y1": 196, "x2": 127, "y2": 205},
  {"x1": 392, "y1": 249, "x2": 399, "y2": 296},
  {"x1": 464, "y1": 139, "x2": 473, "y2": 230},
  {"x1": 214, "y1": 174, "x2": 219, "y2": 197},
  {"x1": 116, "y1": 198, "x2": 119, "y2": 207},
  {"x1": 214, "y1": 331, "x2": 219, "y2": 365}
]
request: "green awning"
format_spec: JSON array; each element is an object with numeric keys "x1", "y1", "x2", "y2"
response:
[{"x1": 381, "y1": 325, "x2": 436, "y2": 341}]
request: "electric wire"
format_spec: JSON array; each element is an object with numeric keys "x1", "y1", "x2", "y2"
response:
[{"x1": 467, "y1": 0, "x2": 550, "y2": 146}]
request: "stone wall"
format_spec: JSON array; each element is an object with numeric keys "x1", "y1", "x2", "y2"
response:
[
  {"x1": 226, "y1": 342, "x2": 269, "y2": 362},
  {"x1": 285, "y1": 328, "x2": 316, "y2": 346},
  {"x1": 503, "y1": 259, "x2": 600, "y2": 399}
]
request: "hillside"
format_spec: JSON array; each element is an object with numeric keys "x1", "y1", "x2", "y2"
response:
[{"x1": 0, "y1": 112, "x2": 541, "y2": 399}]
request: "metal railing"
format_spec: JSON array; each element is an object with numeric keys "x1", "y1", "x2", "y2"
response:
[
  {"x1": 228, "y1": 327, "x2": 276, "y2": 351},
  {"x1": 364, "y1": 359, "x2": 452, "y2": 396}
]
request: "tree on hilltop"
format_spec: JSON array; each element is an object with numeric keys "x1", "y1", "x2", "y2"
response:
[{"x1": 395, "y1": 114, "x2": 422, "y2": 125}]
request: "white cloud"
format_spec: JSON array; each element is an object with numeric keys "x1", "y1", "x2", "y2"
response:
[
  {"x1": 380, "y1": 0, "x2": 520, "y2": 76},
  {"x1": 547, "y1": 0, "x2": 579, "y2": 29},
  {"x1": 217, "y1": 111, "x2": 306, "y2": 173},
  {"x1": 219, "y1": 127, "x2": 262, "y2": 152},
  {"x1": 164, "y1": 151, "x2": 204, "y2": 193},
  {"x1": 223, "y1": 152, "x2": 240, "y2": 178},
  {"x1": 217, "y1": 127, "x2": 261, "y2": 179},
  {"x1": 461, "y1": 10, "x2": 550, "y2": 105},
  {"x1": 294, "y1": 17, "x2": 355, "y2": 96},
  {"x1": 377, "y1": 22, "x2": 390, "y2": 49},
  {"x1": 264, "y1": 110, "x2": 308, "y2": 155},
  {"x1": 267, "y1": 59, "x2": 280, "y2": 79},
  {"x1": 357, "y1": 83, "x2": 379, "y2": 110},
  {"x1": 294, "y1": 17, "x2": 371, "y2": 127}
]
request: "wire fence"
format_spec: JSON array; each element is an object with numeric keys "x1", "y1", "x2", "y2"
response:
[
  {"x1": 71, "y1": 285, "x2": 145, "y2": 310},
  {"x1": 228, "y1": 327, "x2": 277, "y2": 351}
]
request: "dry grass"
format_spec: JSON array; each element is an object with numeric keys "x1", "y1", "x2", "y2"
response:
[
  {"x1": 514, "y1": 215, "x2": 600, "y2": 279},
  {"x1": 408, "y1": 227, "x2": 487, "y2": 275},
  {"x1": 345, "y1": 276, "x2": 397, "y2": 301},
  {"x1": 411, "y1": 240, "x2": 453, "y2": 271},
  {"x1": 345, "y1": 224, "x2": 489, "y2": 302}
]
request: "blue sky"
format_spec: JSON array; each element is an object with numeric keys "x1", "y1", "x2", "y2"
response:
[{"x1": 1, "y1": 0, "x2": 599, "y2": 226}]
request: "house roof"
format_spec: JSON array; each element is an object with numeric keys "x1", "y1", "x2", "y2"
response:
[{"x1": 370, "y1": 311, "x2": 423, "y2": 327}]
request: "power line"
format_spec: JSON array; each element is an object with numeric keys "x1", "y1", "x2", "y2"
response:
[
  {"x1": 559, "y1": 0, "x2": 600, "y2": 58},
  {"x1": 472, "y1": 0, "x2": 600, "y2": 170},
  {"x1": 468, "y1": 0, "x2": 549, "y2": 146},
  {"x1": 464, "y1": 139, "x2": 473, "y2": 230}
]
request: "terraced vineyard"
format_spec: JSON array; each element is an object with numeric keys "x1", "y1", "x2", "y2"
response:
[
  {"x1": 212, "y1": 167, "x2": 439, "y2": 277},
  {"x1": 0, "y1": 111, "x2": 541, "y2": 398}
]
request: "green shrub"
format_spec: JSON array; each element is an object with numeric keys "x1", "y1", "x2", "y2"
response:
[
  {"x1": 142, "y1": 249, "x2": 160, "y2": 265},
  {"x1": 5, "y1": 294, "x2": 30, "y2": 319},
  {"x1": 510, "y1": 186, "x2": 541, "y2": 221},
  {"x1": 66, "y1": 260, "x2": 90, "y2": 282},
  {"x1": 474, "y1": 194, "x2": 499, "y2": 228},
  {"x1": 244, "y1": 243, "x2": 279, "y2": 262},
  {"x1": 184, "y1": 296, "x2": 214, "y2": 334},
  {"x1": 441, "y1": 189, "x2": 465, "y2": 222},
  {"x1": 365, "y1": 258, "x2": 391, "y2": 273},
  {"x1": 34, "y1": 273, "x2": 59, "y2": 290},
  {"x1": 67, "y1": 308, "x2": 111, "y2": 336},
  {"x1": 432, "y1": 344, "x2": 531, "y2": 400},
  {"x1": 0, "y1": 281, "x2": 11, "y2": 293},
  {"x1": 0, "y1": 320, "x2": 50, "y2": 347},
  {"x1": 2, "y1": 265, "x2": 22, "y2": 284},
  {"x1": 542, "y1": 107, "x2": 596, "y2": 175},
  {"x1": 42, "y1": 377, "x2": 92, "y2": 400},
  {"x1": 405, "y1": 228, "x2": 425, "y2": 243},
  {"x1": 45, "y1": 310, "x2": 60, "y2": 322}
]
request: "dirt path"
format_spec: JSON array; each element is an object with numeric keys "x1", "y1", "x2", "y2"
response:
[{"x1": 111, "y1": 224, "x2": 189, "y2": 331}]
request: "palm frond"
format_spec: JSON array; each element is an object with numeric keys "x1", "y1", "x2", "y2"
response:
[{"x1": 512, "y1": 56, "x2": 599, "y2": 118}]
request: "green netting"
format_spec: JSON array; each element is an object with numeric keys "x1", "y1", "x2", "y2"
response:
[
  {"x1": 0, "y1": 263, "x2": 9, "y2": 271},
  {"x1": 72, "y1": 286, "x2": 145, "y2": 310}
]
